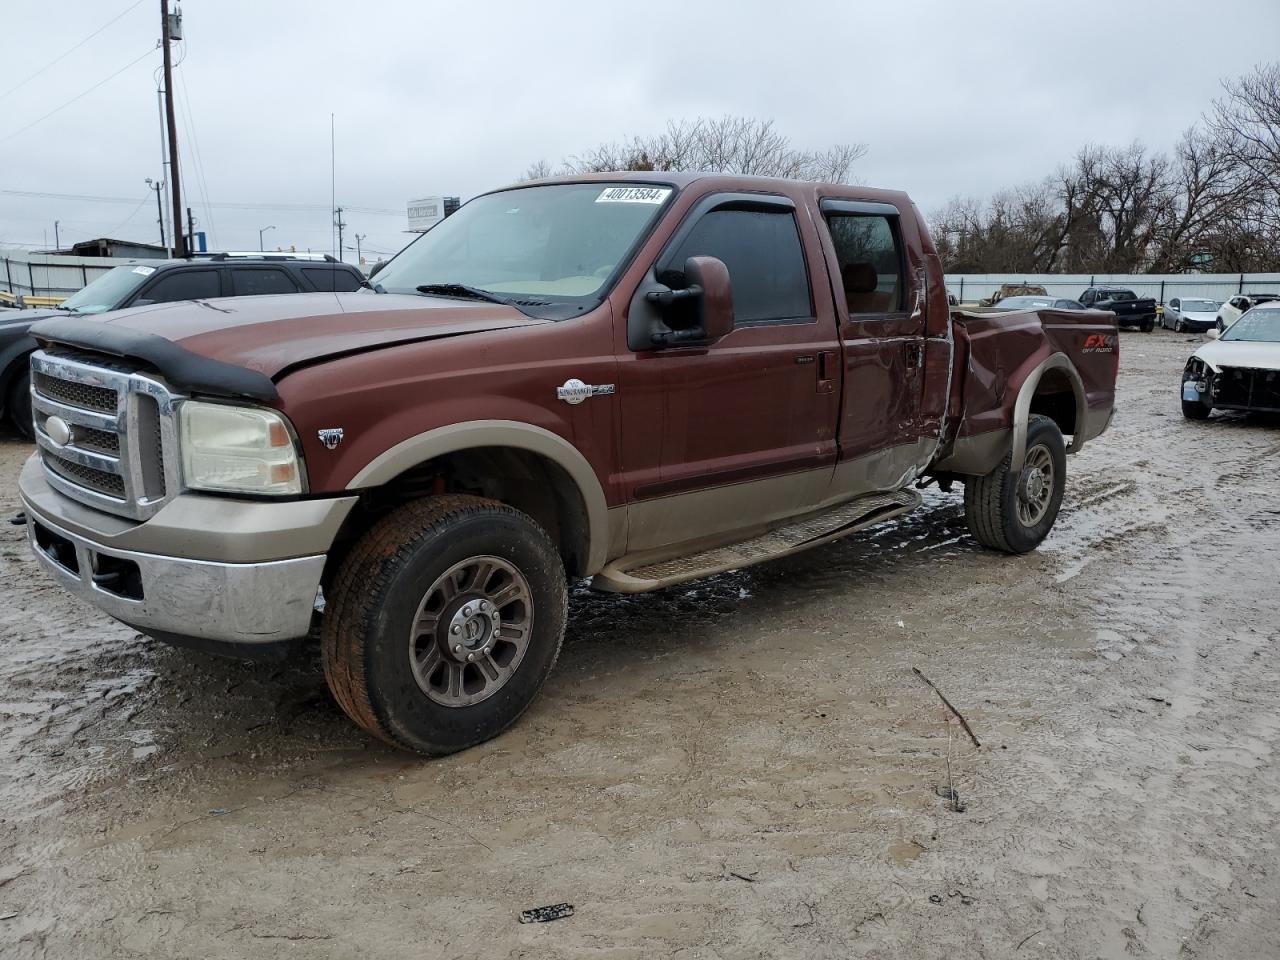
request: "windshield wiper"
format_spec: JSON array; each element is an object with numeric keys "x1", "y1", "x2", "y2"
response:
[{"x1": 415, "y1": 283, "x2": 513, "y2": 306}]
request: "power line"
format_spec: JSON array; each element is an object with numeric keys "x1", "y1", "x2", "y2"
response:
[
  {"x1": 0, "y1": 188, "x2": 403, "y2": 216},
  {"x1": 0, "y1": 0, "x2": 147, "y2": 102},
  {"x1": 0, "y1": 47, "x2": 157, "y2": 145},
  {"x1": 176, "y1": 62, "x2": 217, "y2": 247}
]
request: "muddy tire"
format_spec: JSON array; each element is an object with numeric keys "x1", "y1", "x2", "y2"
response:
[
  {"x1": 7, "y1": 371, "x2": 32, "y2": 439},
  {"x1": 321, "y1": 495, "x2": 567, "y2": 756},
  {"x1": 964, "y1": 415, "x2": 1066, "y2": 554},
  {"x1": 1142, "y1": 318, "x2": 1155, "y2": 332}
]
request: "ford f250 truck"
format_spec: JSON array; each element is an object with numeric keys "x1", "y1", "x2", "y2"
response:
[{"x1": 19, "y1": 173, "x2": 1118, "y2": 756}]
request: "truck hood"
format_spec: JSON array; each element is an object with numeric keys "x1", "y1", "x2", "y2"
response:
[
  {"x1": 50, "y1": 291, "x2": 548, "y2": 379},
  {"x1": 1194, "y1": 338, "x2": 1280, "y2": 371}
]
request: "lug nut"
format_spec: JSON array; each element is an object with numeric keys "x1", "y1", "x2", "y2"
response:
[
  {"x1": 451, "y1": 624, "x2": 461, "y2": 635},
  {"x1": 466, "y1": 653, "x2": 475, "y2": 662},
  {"x1": 483, "y1": 645, "x2": 492, "y2": 654},
  {"x1": 453, "y1": 644, "x2": 462, "y2": 654},
  {"x1": 463, "y1": 605, "x2": 473, "y2": 617}
]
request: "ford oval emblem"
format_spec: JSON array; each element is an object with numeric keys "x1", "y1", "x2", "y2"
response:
[{"x1": 45, "y1": 416, "x2": 72, "y2": 447}]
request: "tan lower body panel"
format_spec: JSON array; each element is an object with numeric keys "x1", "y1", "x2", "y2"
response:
[{"x1": 593, "y1": 488, "x2": 922, "y2": 593}]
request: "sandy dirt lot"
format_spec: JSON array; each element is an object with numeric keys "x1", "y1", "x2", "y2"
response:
[{"x1": 1, "y1": 328, "x2": 1278, "y2": 959}]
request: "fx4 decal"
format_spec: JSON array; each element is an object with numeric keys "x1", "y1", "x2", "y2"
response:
[{"x1": 1082, "y1": 334, "x2": 1117, "y2": 353}]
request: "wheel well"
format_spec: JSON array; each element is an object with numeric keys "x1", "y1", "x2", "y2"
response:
[
  {"x1": 325, "y1": 447, "x2": 592, "y2": 586},
  {"x1": 1027, "y1": 368, "x2": 1078, "y2": 437}
]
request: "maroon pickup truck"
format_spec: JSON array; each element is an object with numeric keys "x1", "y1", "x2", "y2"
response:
[{"x1": 20, "y1": 173, "x2": 1117, "y2": 755}]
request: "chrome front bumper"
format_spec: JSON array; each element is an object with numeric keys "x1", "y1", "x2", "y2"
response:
[{"x1": 24, "y1": 506, "x2": 326, "y2": 647}]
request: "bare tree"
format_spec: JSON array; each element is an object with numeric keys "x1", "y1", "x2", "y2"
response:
[
  {"x1": 525, "y1": 116, "x2": 867, "y2": 183},
  {"x1": 518, "y1": 159, "x2": 555, "y2": 182}
]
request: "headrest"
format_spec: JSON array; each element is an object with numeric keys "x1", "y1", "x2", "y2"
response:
[{"x1": 842, "y1": 262, "x2": 878, "y2": 294}]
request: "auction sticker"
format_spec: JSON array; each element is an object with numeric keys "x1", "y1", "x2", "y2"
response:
[
  {"x1": 596, "y1": 186, "x2": 671, "y2": 204},
  {"x1": 131, "y1": 266, "x2": 156, "y2": 276}
]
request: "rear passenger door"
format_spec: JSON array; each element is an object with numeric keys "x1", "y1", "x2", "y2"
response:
[
  {"x1": 817, "y1": 201, "x2": 929, "y2": 490},
  {"x1": 229, "y1": 266, "x2": 301, "y2": 297}
]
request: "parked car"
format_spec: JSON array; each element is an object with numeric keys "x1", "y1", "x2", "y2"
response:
[
  {"x1": 980, "y1": 283, "x2": 1049, "y2": 306},
  {"x1": 989, "y1": 295, "x2": 1086, "y2": 311},
  {"x1": 1079, "y1": 287, "x2": 1158, "y2": 331},
  {"x1": 0, "y1": 253, "x2": 367, "y2": 437},
  {"x1": 19, "y1": 173, "x2": 1118, "y2": 756},
  {"x1": 1182, "y1": 302, "x2": 1280, "y2": 419},
  {"x1": 1216, "y1": 293, "x2": 1280, "y2": 332},
  {"x1": 1161, "y1": 297, "x2": 1221, "y2": 332}
]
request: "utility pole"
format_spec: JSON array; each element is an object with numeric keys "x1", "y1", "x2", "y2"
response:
[
  {"x1": 187, "y1": 207, "x2": 196, "y2": 252},
  {"x1": 54, "y1": 220, "x2": 60, "y2": 251},
  {"x1": 160, "y1": 0, "x2": 185, "y2": 257},
  {"x1": 147, "y1": 179, "x2": 167, "y2": 252},
  {"x1": 333, "y1": 206, "x2": 346, "y2": 261},
  {"x1": 353, "y1": 233, "x2": 365, "y2": 264}
]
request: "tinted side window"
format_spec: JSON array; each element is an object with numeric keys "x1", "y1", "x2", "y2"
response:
[
  {"x1": 303, "y1": 267, "x2": 363, "y2": 292},
  {"x1": 231, "y1": 268, "x2": 299, "y2": 296},
  {"x1": 141, "y1": 269, "x2": 221, "y2": 304},
  {"x1": 663, "y1": 208, "x2": 812, "y2": 324},
  {"x1": 825, "y1": 214, "x2": 904, "y2": 314}
]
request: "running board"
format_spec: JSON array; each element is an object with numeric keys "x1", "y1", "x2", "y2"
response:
[{"x1": 593, "y1": 489, "x2": 922, "y2": 593}]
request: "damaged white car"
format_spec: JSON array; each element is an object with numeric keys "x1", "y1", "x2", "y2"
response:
[{"x1": 1182, "y1": 302, "x2": 1280, "y2": 419}]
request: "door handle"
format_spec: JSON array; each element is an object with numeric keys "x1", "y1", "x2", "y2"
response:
[
  {"x1": 816, "y1": 350, "x2": 837, "y2": 394},
  {"x1": 903, "y1": 340, "x2": 924, "y2": 370}
]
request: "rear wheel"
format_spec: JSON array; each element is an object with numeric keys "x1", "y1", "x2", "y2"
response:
[
  {"x1": 321, "y1": 495, "x2": 568, "y2": 756},
  {"x1": 1142, "y1": 318, "x2": 1155, "y2": 332},
  {"x1": 964, "y1": 415, "x2": 1066, "y2": 554},
  {"x1": 6, "y1": 371, "x2": 32, "y2": 439}
]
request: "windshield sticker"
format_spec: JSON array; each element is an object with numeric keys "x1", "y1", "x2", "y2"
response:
[
  {"x1": 131, "y1": 265, "x2": 156, "y2": 276},
  {"x1": 595, "y1": 186, "x2": 672, "y2": 205}
]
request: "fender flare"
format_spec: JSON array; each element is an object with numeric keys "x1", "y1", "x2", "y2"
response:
[
  {"x1": 347, "y1": 419, "x2": 611, "y2": 574},
  {"x1": 1010, "y1": 352, "x2": 1088, "y2": 471}
]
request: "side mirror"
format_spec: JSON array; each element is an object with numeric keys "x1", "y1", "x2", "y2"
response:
[
  {"x1": 645, "y1": 256, "x2": 734, "y2": 347},
  {"x1": 1206, "y1": 328, "x2": 1221, "y2": 340}
]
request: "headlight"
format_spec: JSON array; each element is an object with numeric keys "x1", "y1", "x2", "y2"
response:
[{"x1": 179, "y1": 401, "x2": 304, "y2": 495}]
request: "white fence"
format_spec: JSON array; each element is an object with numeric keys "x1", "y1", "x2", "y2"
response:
[
  {"x1": 945, "y1": 273, "x2": 1280, "y2": 306},
  {"x1": 1, "y1": 246, "x2": 165, "y2": 300}
]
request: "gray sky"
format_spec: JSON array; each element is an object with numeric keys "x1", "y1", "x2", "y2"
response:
[{"x1": 1, "y1": 0, "x2": 1276, "y2": 261}]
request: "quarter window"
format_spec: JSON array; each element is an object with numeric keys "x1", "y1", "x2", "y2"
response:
[
  {"x1": 825, "y1": 214, "x2": 904, "y2": 314},
  {"x1": 304, "y1": 267, "x2": 364, "y2": 292},
  {"x1": 231, "y1": 268, "x2": 299, "y2": 296},
  {"x1": 662, "y1": 207, "x2": 812, "y2": 324},
  {"x1": 140, "y1": 269, "x2": 221, "y2": 303}
]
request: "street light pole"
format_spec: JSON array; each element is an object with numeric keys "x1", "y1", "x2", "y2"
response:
[{"x1": 259, "y1": 225, "x2": 276, "y2": 251}]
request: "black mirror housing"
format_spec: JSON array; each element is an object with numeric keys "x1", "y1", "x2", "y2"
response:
[{"x1": 645, "y1": 256, "x2": 734, "y2": 347}]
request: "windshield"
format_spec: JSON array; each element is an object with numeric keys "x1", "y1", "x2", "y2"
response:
[
  {"x1": 1222, "y1": 307, "x2": 1280, "y2": 342},
  {"x1": 59, "y1": 264, "x2": 154, "y2": 314},
  {"x1": 1180, "y1": 299, "x2": 1218, "y2": 312},
  {"x1": 997, "y1": 296, "x2": 1055, "y2": 309},
  {"x1": 373, "y1": 182, "x2": 673, "y2": 319}
]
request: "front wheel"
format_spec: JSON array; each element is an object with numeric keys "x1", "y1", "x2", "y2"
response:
[
  {"x1": 7, "y1": 371, "x2": 32, "y2": 439},
  {"x1": 964, "y1": 415, "x2": 1067, "y2": 554},
  {"x1": 1174, "y1": 318, "x2": 1186, "y2": 333},
  {"x1": 321, "y1": 495, "x2": 567, "y2": 756}
]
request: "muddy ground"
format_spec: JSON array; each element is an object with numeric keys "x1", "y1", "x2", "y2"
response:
[{"x1": 1, "y1": 328, "x2": 1278, "y2": 959}]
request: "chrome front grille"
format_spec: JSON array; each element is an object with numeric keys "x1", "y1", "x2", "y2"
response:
[{"x1": 29, "y1": 351, "x2": 181, "y2": 520}]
